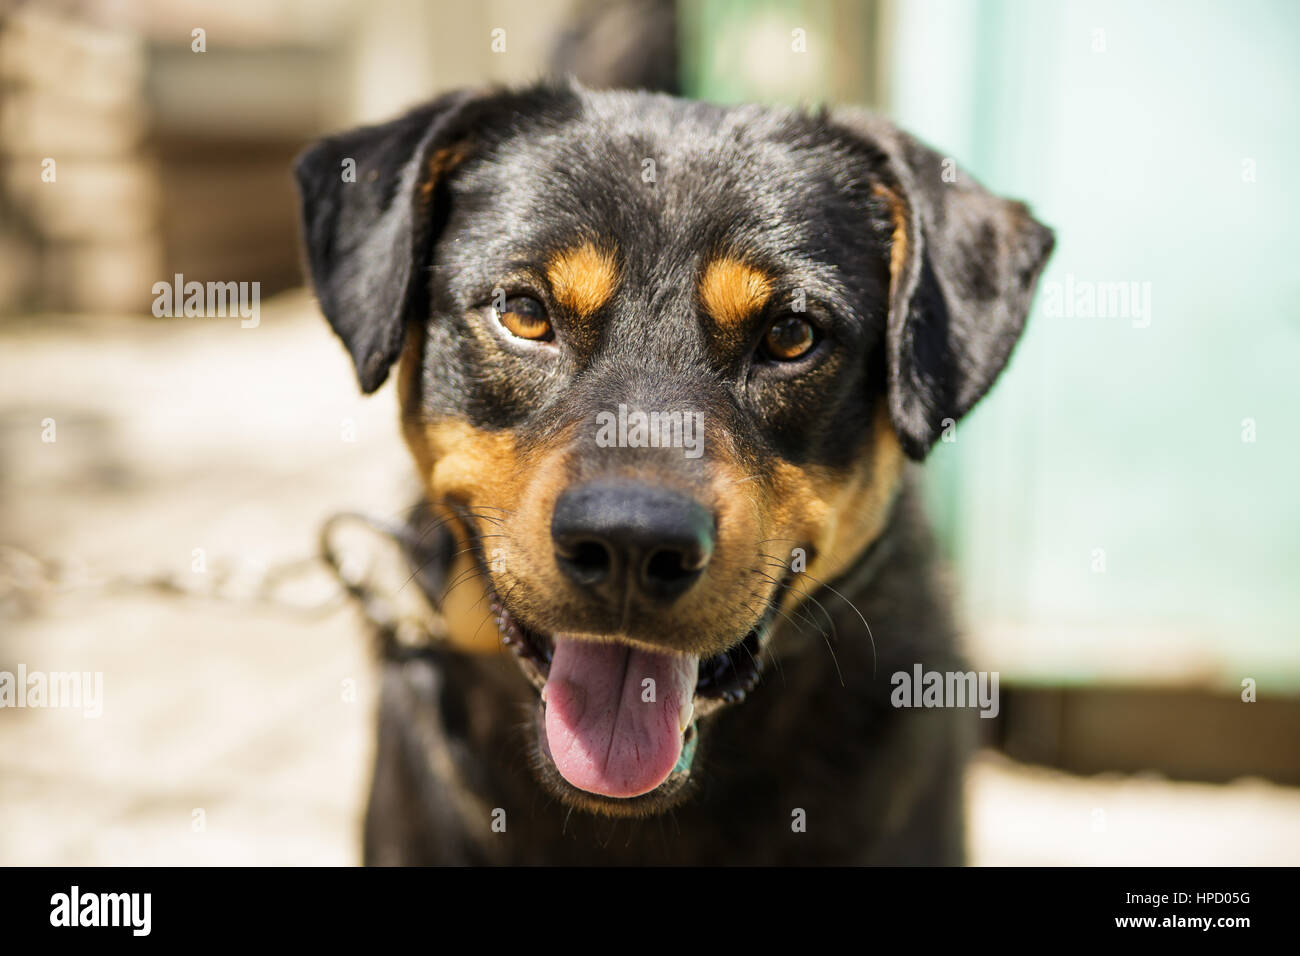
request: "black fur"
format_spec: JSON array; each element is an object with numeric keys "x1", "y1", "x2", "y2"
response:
[{"x1": 295, "y1": 80, "x2": 1053, "y2": 864}]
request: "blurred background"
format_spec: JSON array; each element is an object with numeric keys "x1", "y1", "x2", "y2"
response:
[{"x1": 1, "y1": 0, "x2": 1297, "y2": 865}]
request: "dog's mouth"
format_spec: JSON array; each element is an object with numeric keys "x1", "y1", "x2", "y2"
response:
[{"x1": 486, "y1": 575, "x2": 777, "y2": 810}]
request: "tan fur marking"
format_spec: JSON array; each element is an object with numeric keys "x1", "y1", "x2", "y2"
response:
[
  {"x1": 763, "y1": 403, "x2": 905, "y2": 610},
  {"x1": 418, "y1": 146, "x2": 468, "y2": 202},
  {"x1": 698, "y1": 258, "x2": 773, "y2": 329},
  {"x1": 872, "y1": 183, "x2": 909, "y2": 287},
  {"x1": 397, "y1": 323, "x2": 424, "y2": 420},
  {"x1": 398, "y1": 335, "x2": 523, "y2": 653},
  {"x1": 408, "y1": 419, "x2": 522, "y2": 654},
  {"x1": 547, "y1": 243, "x2": 620, "y2": 317}
]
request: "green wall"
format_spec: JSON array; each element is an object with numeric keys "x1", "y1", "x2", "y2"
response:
[{"x1": 683, "y1": 0, "x2": 1300, "y2": 688}]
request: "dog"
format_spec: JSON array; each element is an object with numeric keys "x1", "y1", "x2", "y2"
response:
[{"x1": 294, "y1": 80, "x2": 1053, "y2": 864}]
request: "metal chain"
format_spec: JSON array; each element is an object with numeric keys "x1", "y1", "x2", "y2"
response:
[
  {"x1": 0, "y1": 541, "x2": 345, "y2": 616},
  {"x1": 0, "y1": 514, "x2": 448, "y2": 656}
]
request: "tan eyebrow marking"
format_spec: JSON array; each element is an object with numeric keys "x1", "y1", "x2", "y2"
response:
[
  {"x1": 698, "y1": 257, "x2": 774, "y2": 329},
  {"x1": 546, "y1": 242, "x2": 620, "y2": 317}
]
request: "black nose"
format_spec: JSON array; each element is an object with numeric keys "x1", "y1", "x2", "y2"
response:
[{"x1": 551, "y1": 480, "x2": 715, "y2": 605}]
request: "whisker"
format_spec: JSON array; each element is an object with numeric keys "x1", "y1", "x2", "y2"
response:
[
  {"x1": 467, "y1": 504, "x2": 517, "y2": 516},
  {"x1": 753, "y1": 569, "x2": 827, "y2": 642},
  {"x1": 793, "y1": 571, "x2": 878, "y2": 679},
  {"x1": 438, "y1": 566, "x2": 486, "y2": 609},
  {"x1": 396, "y1": 542, "x2": 482, "y2": 594},
  {"x1": 737, "y1": 596, "x2": 787, "y2": 688},
  {"x1": 754, "y1": 564, "x2": 846, "y2": 687}
]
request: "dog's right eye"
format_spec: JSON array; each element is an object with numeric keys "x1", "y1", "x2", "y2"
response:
[
  {"x1": 495, "y1": 295, "x2": 553, "y2": 341},
  {"x1": 760, "y1": 316, "x2": 818, "y2": 362}
]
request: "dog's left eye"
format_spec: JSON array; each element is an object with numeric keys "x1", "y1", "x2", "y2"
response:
[{"x1": 496, "y1": 295, "x2": 553, "y2": 341}]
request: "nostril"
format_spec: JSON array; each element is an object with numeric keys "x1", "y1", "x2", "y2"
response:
[
  {"x1": 570, "y1": 540, "x2": 611, "y2": 574},
  {"x1": 558, "y1": 538, "x2": 612, "y2": 585},
  {"x1": 642, "y1": 541, "x2": 710, "y2": 600},
  {"x1": 644, "y1": 547, "x2": 699, "y2": 585}
]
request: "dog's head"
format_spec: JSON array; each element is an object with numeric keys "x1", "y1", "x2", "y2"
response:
[{"x1": 295, "y1": 82, "x2": 1052, "y2": 815}]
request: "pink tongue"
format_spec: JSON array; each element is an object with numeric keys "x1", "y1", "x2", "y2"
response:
[{"x1": 543, "y1": 637, "x2": 697, "y2": 798}]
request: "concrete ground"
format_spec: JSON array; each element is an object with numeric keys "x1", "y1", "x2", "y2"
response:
[{"x1": 2, "y1": 293, "x2": 1298, "y2": 865}]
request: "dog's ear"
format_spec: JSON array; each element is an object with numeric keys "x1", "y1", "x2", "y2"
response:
[
  {"x1": 832, "y1": 110, "x2": 1055, "y2": 460},
  {"x1": 294, "y1": 89, "x2": 484, "y2": 393}
]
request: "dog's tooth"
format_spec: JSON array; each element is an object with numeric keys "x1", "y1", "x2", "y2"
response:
[{"x1": 678, "y1": 698, "x2": 694, "y2": 733}]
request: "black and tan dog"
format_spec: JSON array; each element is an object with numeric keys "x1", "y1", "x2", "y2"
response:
[{"x1": 294, "y1": 81, "x2": 1052, "y2": 864}]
